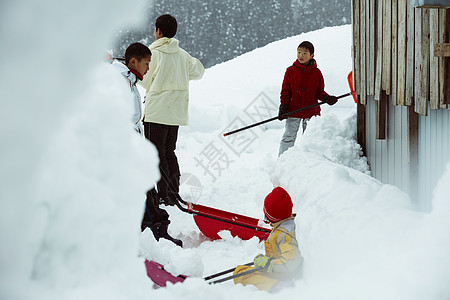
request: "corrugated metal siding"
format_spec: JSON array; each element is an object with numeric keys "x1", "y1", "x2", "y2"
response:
[
  {"x1": 365, "y1": 96, "x2": 417, "y2": 204},
  {"x1": 367, "y1": 97, "x2": 450, "y2": 210},
  {"x1": 418, "y1": 107, "x2": 450, "y2": 210}
]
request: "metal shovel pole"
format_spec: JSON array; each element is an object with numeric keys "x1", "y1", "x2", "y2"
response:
[
  {"x1": 203, "y1": 262, "x2": 253, "y2": 281},
  {"x1": 208, "y1": 266, "x2": 265, "y2": 285},
  {"x1": 223, "y1": 92, "x2": 351, "y2": 137}
]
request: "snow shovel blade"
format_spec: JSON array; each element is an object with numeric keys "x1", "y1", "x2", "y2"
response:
[
  {"x1": 347, "y1": 71, "x2": 357, "y2": 103},
  {"x1": 145, "y1": 260, "x2": 187, "y2": 288},
  {"x1": 187, "y1": 202, "x2": 271, "y2": 241}
]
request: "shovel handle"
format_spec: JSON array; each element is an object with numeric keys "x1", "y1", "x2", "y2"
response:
[
  {"x1": 208, "y1": 266, "x2": 265, "y2": 284},
  {"x1": 223, "y1": 92, "x2": 351, "y2": 137},
  {"x1": 203, "y1": 262, "x2": 253, "y2": 281},
  {"x1": 178, "y1": 201, "x2": 271, "y2": 233}
]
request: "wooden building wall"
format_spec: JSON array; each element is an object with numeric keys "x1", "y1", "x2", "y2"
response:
[
  {"x1": 352, "y1": 0, "x2": 449, "y2": 110},
  {"x1": 351, "y1": 0, "x2": 450, "y2": 208}
]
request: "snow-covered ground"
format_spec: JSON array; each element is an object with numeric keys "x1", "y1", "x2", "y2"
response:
[{"x1": 1, "y1": 1, "x2": 450, "y2": 300}]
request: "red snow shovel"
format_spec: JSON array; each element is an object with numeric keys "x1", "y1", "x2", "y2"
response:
[
  {"x1": 153, "y1": 169, "x2": 271, "y2": 242},
  {"x1": 347, "y1": 71, "x2": 357, "y2": 103},
  {"x1": 175, "y1": 196, "x2": 271, "y2": 241},
  {"x1": 152, "y1": 166, "x2": 271, "y2": 241}
]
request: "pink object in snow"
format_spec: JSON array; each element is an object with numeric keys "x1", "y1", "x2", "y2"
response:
[{"x1": 145, "y1": 260, "x2": 187, "y2": 288}]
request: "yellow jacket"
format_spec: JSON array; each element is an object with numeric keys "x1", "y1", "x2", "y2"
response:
[
  {"x1": 233, "y1": 215, "x2": 303, "y2": 291},
  {"x1": 140, "y1": 37, "x2": 204, "y2": 126},
  {"x1": 264, "y1": 216, "x2": 303, "y2": 274}
]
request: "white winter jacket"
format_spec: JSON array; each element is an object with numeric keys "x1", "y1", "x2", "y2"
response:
[
  {"x1": 112, "y1": 60, "x2": 144, "y2": 135},
  {"x1": 140, "y1": 38, "x2": 204, "y2": 126}
]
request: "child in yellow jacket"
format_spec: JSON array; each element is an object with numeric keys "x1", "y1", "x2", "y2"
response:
[{"x1": 233, "y1": 187, "x2": 303, "y2": 292}]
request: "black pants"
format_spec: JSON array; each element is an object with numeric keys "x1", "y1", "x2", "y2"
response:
[{"x1": 142, "y1": 122, "x2": 181, "y2": 226}]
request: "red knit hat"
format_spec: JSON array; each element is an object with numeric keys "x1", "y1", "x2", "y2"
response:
[{"x1": 263, "y1": 187, "x2": 293, "y2": 223}]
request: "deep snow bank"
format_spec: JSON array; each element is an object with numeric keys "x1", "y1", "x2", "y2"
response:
[{"x1": 0, "y1": 0, "x2": 158, "y2": 299}]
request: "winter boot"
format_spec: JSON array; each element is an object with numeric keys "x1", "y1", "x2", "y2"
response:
[
  {"x1": 141, "y1": 188, "x2": 170, "y2": 232},
  {"x1": 159, "y1": 220, "x2": 183, "y2": 247}
]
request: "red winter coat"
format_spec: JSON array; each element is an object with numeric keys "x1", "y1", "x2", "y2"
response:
[{"x1": 280, "y1": 59, "x2": 327, "y2": 119}]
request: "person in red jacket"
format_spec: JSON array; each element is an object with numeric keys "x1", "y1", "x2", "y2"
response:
[{"x1": 278, "y1": 41, "x2": 338, "y2": 156}]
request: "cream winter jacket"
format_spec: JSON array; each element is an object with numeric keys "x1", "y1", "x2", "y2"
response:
[{"x1": 140, "y1": 37, "x2": 204, "y2": 126}]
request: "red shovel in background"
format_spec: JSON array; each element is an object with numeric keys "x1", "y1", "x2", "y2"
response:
[{"x1": 347, "y1": 71, "x2": 357, "y2": 103}]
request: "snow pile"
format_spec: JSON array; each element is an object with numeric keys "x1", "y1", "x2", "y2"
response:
[
  {"x1": 140, "y1": 230, "x2": 203, "y2": 277},
  {"x1": 291, "y1": 110, "x2": 369, "y2": 173},
  {"x1": 1, "y1": 0, "x2": 157, "y2": 299},
  {"x1": 1, "y1": 1, "x2": 450, "y2": 300}
]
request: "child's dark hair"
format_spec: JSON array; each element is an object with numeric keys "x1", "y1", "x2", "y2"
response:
[
  {"x1": 298, "y1": 41, "x2": 314, "y2": 55},
  {"x1": 155, "y1": 14, "x2": 177, "y2": 38},
  {"x1": 125, "y1": 43, "x2": 151, "y2": 65}
]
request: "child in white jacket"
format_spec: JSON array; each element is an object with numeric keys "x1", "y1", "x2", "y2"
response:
[{"x1": 112, "y1": 43, "x2": 151, "y2": 135}]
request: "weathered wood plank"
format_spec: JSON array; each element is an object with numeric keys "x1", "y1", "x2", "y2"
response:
[
  {"x1": 357, "y1": 97, "x2": 367, "y2": 155},
  {"x1": 407, "y1": 104, "x2": 419, "y2": 201},
  {"x1": 439, "y1": 10, "x2": 446, "y2": 107},
  {"x1": 352, "y1": 0, "x2": 360, "y2": 95},
  {"x1": 375, "y1": 0, "x2": 384, "y2": 101},
  {"x1": 406, "y1": 1, "x2": 415, "y2": 106},
  {"x1": 353, "y1": 0, "x2": 361, "y2": 99},
  {"x1": 444, "y1": 9, "x2": 450, "y2": 105},
  {"x1": 415, "y1": 5, "x2": 450, "y2": 9},
  {"x1": 382, "y1": 0, "x2": 392, "y2": 95},
  {"x1": 434, "y1": 43, "x2": 450, "y2": 56},
  {"x1": 397, "y1": 0, "x2": 407, "y2": 106},
  {"x1": 368, "y1": 0, "x2": 376, "y2": 95},
  {"x1": 420, "y1": 8, "x2": 430, "y2": 114},
  {"x1": 376, "y1": 91, "x2": 387, "y2": 139},
  {"x1": 414, "y1": 8, "x2": 428, "y2": 115},
  {"x1": 361, "y1": 0, "x2": 367, "y2": 104},
  {"x1": 392, "y1": 0, "x2": 398, "y2": 105},
  {"x1": 430, "y1": 9, "x2": 440, "y2": 110}
]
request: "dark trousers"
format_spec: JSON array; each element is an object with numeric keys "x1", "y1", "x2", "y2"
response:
[{"x1": 141, "y1": 122, "x2": 181, "y2": 226}]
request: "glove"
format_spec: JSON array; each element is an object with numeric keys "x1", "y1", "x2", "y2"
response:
[
  {"x1": 253, "y1": 254, "x2": 273, "y2": 272},
  {"x1": 323, "y1": 94, "x2": 338, "y2": 106},
  {"x1": 278, "y1": 104, "x2": 289, "y2": 120}
]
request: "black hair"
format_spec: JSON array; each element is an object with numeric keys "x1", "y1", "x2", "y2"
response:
[
  {"x1": 155, "y1": 14, "x2": 177, "y2": 38},
  {"x1": 298, "y1": 41, "x2": 314, "y2": 55},
  {"x1": 125, "y1": 43, "x2": 151, "y2": 65}
]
